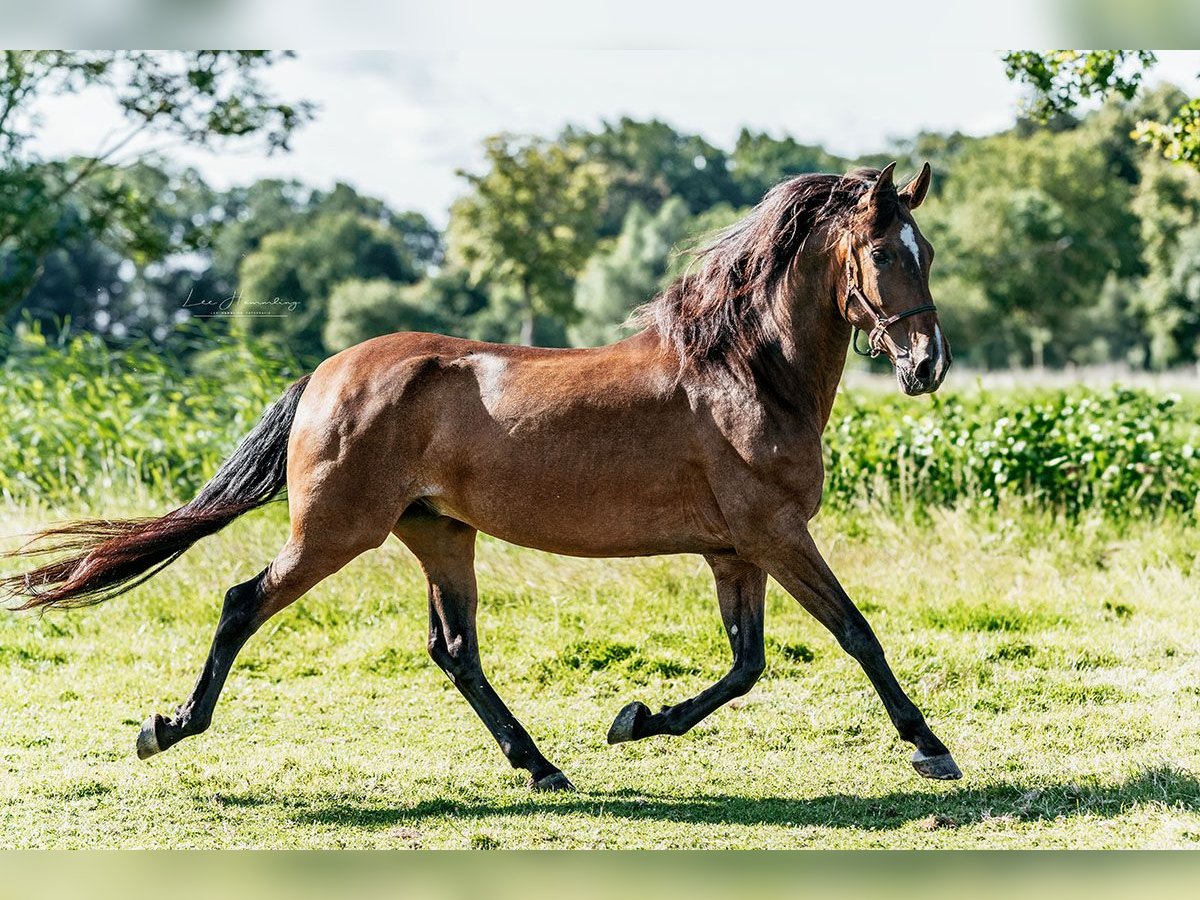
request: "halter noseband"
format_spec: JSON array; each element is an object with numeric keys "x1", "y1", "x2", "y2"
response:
[{"x1": 843, "y1": 247, "x2": 938, "y2": 359}]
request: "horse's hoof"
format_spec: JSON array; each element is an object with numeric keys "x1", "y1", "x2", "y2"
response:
[
  {"x1": 912, "y1": 749, "x2": 962, "y2": 780},
  {"x1": 136, "y1": 714, "x2": 164, "y2": 760},
  {"x1": 607, "y1": 701, "x2": 650, "y2": 744},
  {"x1": 531, "y1": 771, "x2": 576, "y2": 792}
]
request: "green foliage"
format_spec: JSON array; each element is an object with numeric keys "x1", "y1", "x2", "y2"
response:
[
  {"x1": 571, "y1": 198, "x2": 690, "y2": 346},
  {"x1": 729, "y1": 129, "x2": 847, "y2": 205},
  {"x1": 1137, "y1": 98, "x2": 1200, "y2": 166},
  {"x1": 825, "y1": 388, "x2": 1200, "y2": 517},
  {"x1": 563, "y1": 118, "x2": 737, "y2": 236},
  {"x1": 449, "y1": 135, "x2": 607, "y2": 345},
  {"x1": 323, "y1": 279, "x2": 440, "y2": 353},
  {"x1": 1003, "y1": 51, "x2": 1157, "y2": 122},
  {"x1": 323, "y1": 272, "x2": 490, "y2": 352},
  {"x1": 1004, "y1": 50, "x2": 1200, "y2": 173},
  {"x1": 1139, "y1": 225, "x2": 1200, "y2": 367},
  {"x1": 1107, "y1": 147, "x2": 1200, "y2": 368},
  {"x1": 0, "y1": 51, "x2": 312, "y2": 317},
  {"x1": 662, "y1": 204, "x2": 749, "y2": 282},
  {"x1": 920, "y1": 127, "x2": 1138, "y2": 367},
  {"x1": 238, "y1": 211, "x2": 425, "y2": 359},
  {"x1": 0, "y1": 326, "x2": 296, "y2": 504},
  {"x1": 14, "y1": 78, "x2": 1200, "y2": 371}
]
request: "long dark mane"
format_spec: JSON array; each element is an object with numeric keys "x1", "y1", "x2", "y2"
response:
[{"x1": 635, "y1": 168, "x2": 897, "y2": 372}]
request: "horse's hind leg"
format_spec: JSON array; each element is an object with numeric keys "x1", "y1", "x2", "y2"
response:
[
  {"x1": 608, "y1": 554, "x2": 766, "y2": 743},
  {"x1": 395, "y1": 514, "x2": 572, "y2": 792},
  {"x1": 136, "y1": 533, "x2": 371, "y2": 759}
]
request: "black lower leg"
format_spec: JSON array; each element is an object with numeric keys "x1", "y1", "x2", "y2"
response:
[
  {"x1": 427, "y1": 599, "x2": 565, "y2": 787},
  {"x1": 609, "y1": 556, "x2": 766, "y2": 743},
  {"x1": 761, "y1": 531, "x2": 960, "y2": 779},
  {"x1": 139, "y1": 571, "x2": 265, "y2": 758},
  {"x1": 834, "y1": 613, "x2": 948, "y2": 756}
]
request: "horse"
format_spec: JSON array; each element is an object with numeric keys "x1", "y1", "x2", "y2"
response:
[{"x1": 2, "y1": 162, "x2": 957, "y2": 792}]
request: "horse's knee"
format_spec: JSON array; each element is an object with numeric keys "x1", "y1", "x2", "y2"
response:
[
  {"x1": 837, "y1": 625, "x2": 884, "y2": 662},
  {"x1": 428, "y1": 633, "x2": 482, "y2": 684}
]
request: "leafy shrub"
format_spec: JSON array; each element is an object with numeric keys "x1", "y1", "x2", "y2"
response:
[
  {"x1": 0, "y1": 327, "x2": 296, "y2": 504},
  {"x1": 1, "y1": 326, "x2": 1197, "y2": 519},
  {"x1": 825, "y1": 387, "x2": 1200, "y2": 517}
]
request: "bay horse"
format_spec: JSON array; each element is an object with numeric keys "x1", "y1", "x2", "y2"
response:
[{"x1": 2, "y1": 162, "x2": 958, "y2": 791}]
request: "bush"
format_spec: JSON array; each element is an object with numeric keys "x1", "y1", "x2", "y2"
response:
[
  {"x1": 825, "y1": 387, "x2": 1200, "y2": 517},
  {"x1": 0, "y1": 327, "x2": 295, "y2": 504},
  {"x1": 1, "y1": 327, "x2": 1197, "y2": 519}
]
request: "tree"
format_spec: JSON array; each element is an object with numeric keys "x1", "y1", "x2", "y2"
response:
[
  {"x1": 237, "y1": 212, "x2": 424, "y2": 359},
  {"x1": 729, "y1": 130, "x2": 846, "y2": 206},
  {"x1": 919, "y1": 129, "x2": 1138, "y2": 367},
  {"x1": 571, "y1": 198, "x2": 690, "y2": 346},
  {"x1": 1128, "y1": 152, "x2": 1200, "y2": 367},
  {"x1": 208, "y1": 179, "x2": 319, "y2": 298},
  {"x1": 5, "y1": 160, "x2": 223, "y2": 344},
  {"x1": 0, "y1": 51, "x2": 313, "y2": 317},
  {"x1": 323, "y1": 271, "x2": 490, "y2": 352},
  {"x1": 448, "y1": 134, "x2": 606, "y2": 345},
  {"x1": 1003, "y1": 50, "x2": 1200, "y2": 170},
  {"x1": 1142, "y1": 225, "x2": 1200, "y2": 366},
  {"x1": 1003, "y1": 51, "x2": 1155, "y2": 121},
  {"x1": 563, "y1": 118, "x2": 737, "y2": 236},
  {"x1": 14, "y1": 213, "x2": 124, "y2": 334},
  {"x1": 209, "y1": 179, "x2": 441, "y2": 299},
  {"x1": 663, "y1": 204, "x2": 749, "y2": 283}
]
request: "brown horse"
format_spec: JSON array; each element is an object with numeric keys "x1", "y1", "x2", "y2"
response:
[{"x1": 2, "y1": 162, "x2": 957, "y2": 791}]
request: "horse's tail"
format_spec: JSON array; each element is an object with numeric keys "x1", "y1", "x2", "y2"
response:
[{"x1": 1, "y1": 375, "x2": 311, "y2": 612}]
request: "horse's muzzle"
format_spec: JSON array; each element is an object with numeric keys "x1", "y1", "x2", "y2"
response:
[{"x1": 897, "y1": 339, "x2": 949, "y2": 395}]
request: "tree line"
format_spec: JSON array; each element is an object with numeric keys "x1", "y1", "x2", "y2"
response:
[{"x1": 3, "y1": 51, "x2": 1200, "y2": 371}]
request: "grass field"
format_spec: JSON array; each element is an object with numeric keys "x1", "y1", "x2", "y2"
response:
[{"x1": 2, "y1": 500, "x2": 1198, "y2": 849}]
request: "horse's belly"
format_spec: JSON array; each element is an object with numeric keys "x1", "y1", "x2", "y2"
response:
[
  {"x1": 468, "y1": 509, "x2": 714, "y2": 558},
  {"x1": 426, "y1": 461, "x2": 728, "y2": 558}
]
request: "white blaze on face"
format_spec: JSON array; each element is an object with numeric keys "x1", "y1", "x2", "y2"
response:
[
  {"x1": 933, "y1": 322, "x2": 947, "y2": 381},
  {"x1": 899, "y1": 223, "x2": 921, "y2": 269},
  {"x1": 472, "y1": 353, "x2": 508, "y2": 414}
]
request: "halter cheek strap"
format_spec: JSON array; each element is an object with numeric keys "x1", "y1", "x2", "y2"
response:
[{"x1": 843, "y1": 249, "x2": 938, "y2": 359}]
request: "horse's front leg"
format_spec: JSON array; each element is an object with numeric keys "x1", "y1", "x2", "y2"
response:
[
  {"x1": 607, "y1": 553, "x2": 766, "y2": 743},
  {"x1": 754, "y1": 526, "x2": 961, "y2": 780}
]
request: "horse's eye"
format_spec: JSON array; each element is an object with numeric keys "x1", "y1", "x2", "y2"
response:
[{"x1": 871, "y1": 248, "x2": 891, "y2": 265}]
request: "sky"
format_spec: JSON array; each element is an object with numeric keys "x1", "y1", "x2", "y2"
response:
[{"x1": 28, "y1": 49, "x2": 1200, "y2": 226}]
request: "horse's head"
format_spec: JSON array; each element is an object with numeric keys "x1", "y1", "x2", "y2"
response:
[{"x1": 840, "y1": 162, "x2": 951, "y2": 395}]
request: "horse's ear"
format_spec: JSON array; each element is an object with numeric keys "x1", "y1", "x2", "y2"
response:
[
  {"x1": 899, "y1": 162, "x2": 932, "y2": 209},
  {"x1": 869, "y1": 162, "x2": 897, "y2": 203}
]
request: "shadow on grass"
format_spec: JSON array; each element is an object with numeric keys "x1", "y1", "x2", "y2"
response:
[{"x1": 212, "y1": 766, "x2": 1200, "y2": 833}]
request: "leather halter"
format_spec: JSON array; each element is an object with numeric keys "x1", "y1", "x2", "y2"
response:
[{"x1": 842, "y1": 244, "x2": 938, "y2": 358}]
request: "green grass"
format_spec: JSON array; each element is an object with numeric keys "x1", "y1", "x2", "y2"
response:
[{"x1": 1, "y1": 501, "x2": 1198, "y2": 848}]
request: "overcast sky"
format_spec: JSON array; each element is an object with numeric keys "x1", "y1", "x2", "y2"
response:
[{"x1": 29, "y1": 49, "x2": 1200, "y2": 226}]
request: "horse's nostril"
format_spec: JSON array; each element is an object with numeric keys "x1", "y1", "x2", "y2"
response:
[{"x1": 915, "y1": 357, "x2": 932, "y2": 383}]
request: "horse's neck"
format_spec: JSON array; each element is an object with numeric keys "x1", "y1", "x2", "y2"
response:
[{"x1": 767, "y1": 257, "x2": 852, "y2": 431}]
